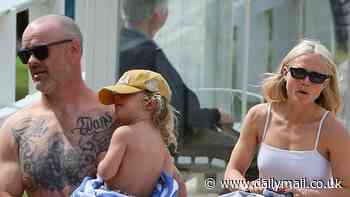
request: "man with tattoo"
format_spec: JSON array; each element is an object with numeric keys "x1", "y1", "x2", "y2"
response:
[{"x1": 0, "y1": 15, "x2": 116, "y2": 197}]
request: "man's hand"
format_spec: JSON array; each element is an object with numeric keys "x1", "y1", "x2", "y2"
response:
[{"x1": 218, "y1": 109, "x2": 234, "y2": 131}]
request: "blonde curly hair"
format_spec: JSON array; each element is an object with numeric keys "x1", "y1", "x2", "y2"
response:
[{"x1": 143, "y1": 92, "x2": 177, "y2": 149}]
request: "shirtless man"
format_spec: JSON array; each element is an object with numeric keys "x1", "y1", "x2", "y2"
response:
[
  {"x1": 97, "y1": 69, "x2": 183, "y2": 197},
  {"x1": 0, "y1": 15, "x2": 115, "y2": 197}
]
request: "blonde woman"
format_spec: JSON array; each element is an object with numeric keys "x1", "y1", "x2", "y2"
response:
[{"x1": 224, "y1": 39, "x2": 350, "y2": 196}]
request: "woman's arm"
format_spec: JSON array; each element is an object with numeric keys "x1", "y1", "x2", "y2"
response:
[{"x1": 224, "y1": 104, "x2": 266, "y2": 190}]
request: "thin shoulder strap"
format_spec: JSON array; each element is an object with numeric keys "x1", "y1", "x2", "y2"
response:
[
  {"x1": 261, "y1": 103, "x2": 272, "y2": 142},
  {"x1": 314, "y1": 111, "x2": 330, "y2": 150}
]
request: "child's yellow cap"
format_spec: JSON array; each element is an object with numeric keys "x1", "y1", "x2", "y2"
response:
[{"x1": 99, "y1": 69, "x2": 172, "y2": 105}]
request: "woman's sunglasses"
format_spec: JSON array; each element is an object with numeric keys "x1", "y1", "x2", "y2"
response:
[
  {"x1": 288, "y1": 66, "x2": 329, "y2": 84},
  {"x1": 17, "y1": 39, "x2": 72, "y2": 64}
]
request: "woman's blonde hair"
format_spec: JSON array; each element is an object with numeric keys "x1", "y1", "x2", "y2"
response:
[
  {"x1": 144, "y1": 92, "x2": 177, "y2": 149},
  {"x1": 262, "y1": 39, "x2": 341, "y2": 114}
]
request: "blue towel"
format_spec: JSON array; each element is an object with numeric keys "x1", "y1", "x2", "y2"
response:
[
  {"x1": 151, "y1": 172, "x2": 179, "y2": 197},
  {"x1": 71, "y1": 172, "x2": 178, "y2": 197},
  {"x1": 218, "y1": 189, "x2": 293, "y2": 197},
  {"x1": 219, "y1": 191, "x2": 264, "y2": 197}
]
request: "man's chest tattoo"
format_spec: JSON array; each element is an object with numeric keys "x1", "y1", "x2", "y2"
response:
[
  {"x1": 12, "y1": 112, "x2": 115, "y2": 192},
  {"x1": 71, "y1": 114, "x2": 113, "y2": 135},
  {"x1": 71, "y1": 113, "x2": 113, "y2": 149}
]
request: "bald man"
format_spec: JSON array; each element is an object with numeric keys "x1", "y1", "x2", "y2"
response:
[
  {"x1": 0, "y1": 14, "x2": 187, "y2": 197},
  {"x1": 0, "y1": 15, "x2": 116, "y2": 196}
]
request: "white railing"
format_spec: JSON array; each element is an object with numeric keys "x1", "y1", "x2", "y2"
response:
[{"x1": 194, "y1": 88, "x2": 264, "y2": 131}]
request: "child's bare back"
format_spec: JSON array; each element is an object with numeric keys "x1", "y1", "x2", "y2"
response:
[{"x1": 98, "y1": 121, "x2": 173, "y2": 196}]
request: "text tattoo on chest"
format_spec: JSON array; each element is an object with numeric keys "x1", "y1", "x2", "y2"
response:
[
  {"x1": 11, "y1": 112, "x2": 114, "y2": 192},
  {"x1": 71, "y1": 113, "x2": 113, "y2": 135}
]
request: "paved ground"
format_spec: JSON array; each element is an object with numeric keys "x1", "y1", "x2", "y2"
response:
[{"x1": 185, "y1": 173, "x2": 222, "y2": 197}]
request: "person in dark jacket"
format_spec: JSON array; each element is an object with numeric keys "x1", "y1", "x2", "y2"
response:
[{"x1": 119, "y1": 0, "x2": 234, "y2": 146}]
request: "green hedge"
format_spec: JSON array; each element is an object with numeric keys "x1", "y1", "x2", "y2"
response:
[{"x1": 16, "y1": 57, "x2": 28, "y2": 101}]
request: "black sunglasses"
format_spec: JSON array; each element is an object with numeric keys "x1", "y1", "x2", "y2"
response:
[
  {"x1": 18, "y1": 39, "x2": 72, "y2": 64},
  {"x1": 288, "y1": 66, "x2": 329, "y2": 84}
]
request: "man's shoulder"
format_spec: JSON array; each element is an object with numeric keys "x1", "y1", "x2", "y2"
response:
[
  {"x1": 0, "y1": 101, "x2": 47, "y2": 143},
  {"x1": 83, "y1": 102, "x2": 114, "y2": 115},
  {"x1": 3, "y1": 101, "x2": 43, "y2": 123},
  {"x1": 120, "y1": 28, "x2": 157, "y2": 51},
  {"x1": 3, "y1": 100, "x2": 114, "y2": 128},
  {"x1": 121, "y1": 38, "x2": 157, "y2": 53}
]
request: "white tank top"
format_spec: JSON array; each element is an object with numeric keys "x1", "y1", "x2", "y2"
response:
[{"x1": 257, "y1": 104, "x2": 331, "y2": 183}]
